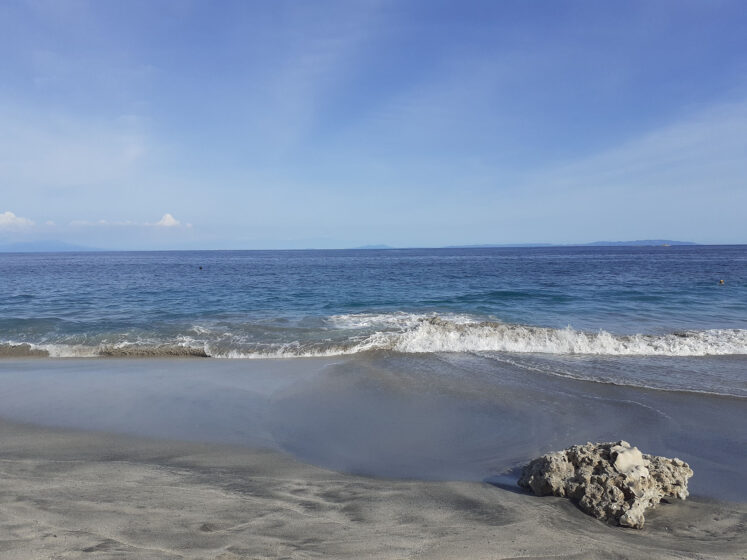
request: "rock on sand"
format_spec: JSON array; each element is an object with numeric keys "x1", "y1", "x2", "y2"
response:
[{"x1": 518, "y1": 441, "x2": 693, "y2": 528}]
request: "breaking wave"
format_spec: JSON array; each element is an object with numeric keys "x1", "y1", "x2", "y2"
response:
[{"x1": 1, "y1": 313, "x2": 746, "y2": 358}]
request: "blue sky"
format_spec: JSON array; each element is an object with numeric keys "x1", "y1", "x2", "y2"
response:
[{"x1": 1, "y1": 0, "x2": 746, "y2": 249}]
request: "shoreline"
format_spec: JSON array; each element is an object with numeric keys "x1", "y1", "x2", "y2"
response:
[
  {"x1": 0, "y1": 352, "x2": 745, "y2": 400},
  {"x1": 0, "y1": 356, "x2": 745, "y2": 501},
  {"x1": 1, "y1": 418, "x2": 746, "y2": 559}
]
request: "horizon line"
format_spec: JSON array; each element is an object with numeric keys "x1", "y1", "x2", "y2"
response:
[{"x1": 3, "y1": 241, "x2": 747, "y2": 254}]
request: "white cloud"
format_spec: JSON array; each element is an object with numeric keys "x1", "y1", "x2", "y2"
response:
[
  {"x1": 155, "y1": 213, "x2": 180, "y2": 227},
  {"x1": 0, "y1": 211, "x2": 34, "y2": 229},
  {"x1": 248, "y1": 4, "x2": 385, "y2": 156},
  {"x1": 67, "y1": 215, "x2": 187, "y2": 228}
]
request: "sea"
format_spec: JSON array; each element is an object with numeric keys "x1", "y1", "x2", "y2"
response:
[
  {"x1": 1, "y1": 245, "x2": 745, "y2": 395},
  {"x1": 1, "y1": 246, "x2": 745, "y2": 498}
]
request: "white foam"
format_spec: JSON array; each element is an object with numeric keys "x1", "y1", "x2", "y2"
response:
[
  {"x1": 2, "y1": 314, "x2": 746, "y2": 359},
  {"x1": 34, "y1": 343, "x2": 100, "y2": 358},
  {"x1": 211, "y1": 319, "x2": 747, "y2": 358},
  {"x1": 326, "y1": 311, "x2": 478, "y2": 330},
  {"x1": 376, "y1": 318, "x2": 747, "y2": 356}
]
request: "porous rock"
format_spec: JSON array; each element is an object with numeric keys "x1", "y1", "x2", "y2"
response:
[{"x1": 517, "y1": 441, "x2": 693, "y2": 528}]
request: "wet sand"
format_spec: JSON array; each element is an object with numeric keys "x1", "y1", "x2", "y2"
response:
[
  {"x1": 0, "y1": 356, "x2": 745, "y2": 498},
  {"x1": 0, "y1": 356, "x2": 745, "y2": 558},
  {"x1": 1, "y1": 419, "x2": 746, "y2": 560}
]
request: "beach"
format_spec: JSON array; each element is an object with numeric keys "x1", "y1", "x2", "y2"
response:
[
  {"x1": 2, "y1": 418, "x2": 746, "y2": 560},
  {"x1": 4, "y1": 0, "x2": 747, "y2": 554},
  {"x1": 1, "y1": 356, "x2": 745, "y2": 559},
  {"x1": 1, "y1": 247, "x2": 745, "y2": 557}
]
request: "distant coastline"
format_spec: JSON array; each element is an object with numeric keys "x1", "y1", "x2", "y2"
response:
[
  {"x1": 0, "y1": 239, "x2": 708, "y2": 253},
  {"x1": 444, "y1": 240, "x2": 698, "y2": 249},
  {"x1": 356, "y1": 240, "x2": 699, "y2": 250}
]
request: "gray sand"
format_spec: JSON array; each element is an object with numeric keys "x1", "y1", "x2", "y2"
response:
[
  {"x1": 1, "y1": 419, "x2": 745, "y2": 560},
  {"x1": 1, "y1": 356, "x2": 745, "y2": 558}
]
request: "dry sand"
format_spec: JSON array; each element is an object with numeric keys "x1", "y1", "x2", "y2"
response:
[{"x1": 1, "y1": 419, "x2": 745, "y2": 560}]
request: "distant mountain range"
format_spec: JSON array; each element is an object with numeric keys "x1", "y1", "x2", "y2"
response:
[
  {"x1": 445, "y1": 240, "x2": 697, "y2": 249},
  {"x1": 353, "y1": 240, "x2": 699, "y2": 249},
  {"x1": 0, "y1": 241, "x2": 102, "y2": 252},
  {"x1": 583, "y1": 240, "x2": 697, "y2": 246},
  {"x1": 0, "y1": 239, "x2": 699, "y2": 252}
]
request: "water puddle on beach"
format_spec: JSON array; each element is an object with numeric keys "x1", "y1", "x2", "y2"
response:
[{"x1": 0, "y1": 354, "x2": 744, "y2": 501}]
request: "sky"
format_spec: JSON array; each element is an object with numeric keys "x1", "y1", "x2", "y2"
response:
[{"x1": 1, "y1": 0, "x2": 746, "y2": 250}]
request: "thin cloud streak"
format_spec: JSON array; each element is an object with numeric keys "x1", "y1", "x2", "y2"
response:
[
  {"x1": 1, "y1": 1, "x2": 745, "y2": 248},
  {"x1": 526, "y1": 98, "x2": 747, "y2": 195},
  {"x1": 0, "y1": 104, "x2": 147, "y2": 190},
  {"x1": 481, "y1": 97, "x2": 747, "y2": 244}
]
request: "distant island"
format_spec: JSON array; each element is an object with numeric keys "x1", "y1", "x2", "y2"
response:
[
  {"x1": 446, "y1": 240, "x2": 697, "y2": 249},
  {"x1": 583, "y1": 240, "x2": 698, "y2": 247},
  {"x1": 352, "y1": 240, "x2": 699, "y2": 250}
]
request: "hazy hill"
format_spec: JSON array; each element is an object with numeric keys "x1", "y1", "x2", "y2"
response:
[{"x1": 0, "y1": 241, "x2": 101, "y2": 252}]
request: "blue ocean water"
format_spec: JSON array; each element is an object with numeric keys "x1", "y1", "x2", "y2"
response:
[{"x1": 1, "y1": 246, "x2": 746, "y2": 395}]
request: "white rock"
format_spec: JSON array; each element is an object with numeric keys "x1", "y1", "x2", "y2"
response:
[{"x1": 611, "y1": 442, "x2": 645, "y2": 476}]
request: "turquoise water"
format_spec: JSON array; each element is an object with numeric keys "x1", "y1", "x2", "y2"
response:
[{"x1": 1, "y1": 246, "x2": 746, "y2": 395}]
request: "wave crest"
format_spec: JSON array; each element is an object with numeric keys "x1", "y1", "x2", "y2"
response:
[
  {"x1": 378, "y1": 317, "x2": 747, "y2": 356},
  {"x1": 1, "y1": 314, "x2": 745, "y2": 358}
]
